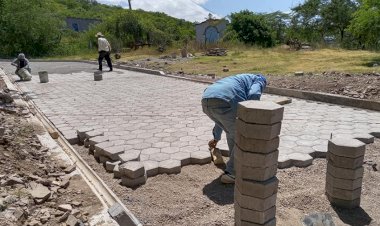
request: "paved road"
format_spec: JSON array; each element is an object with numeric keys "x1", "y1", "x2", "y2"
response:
[{"x1": 1, "y1": 62, "x2": 380, "y2": 174}]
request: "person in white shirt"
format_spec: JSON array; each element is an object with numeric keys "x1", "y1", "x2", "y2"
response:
[{"x1": 96, "y1": 32, "x2": 113, "y2": 71}]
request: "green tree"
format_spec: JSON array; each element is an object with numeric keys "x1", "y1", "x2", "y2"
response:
[
  {"x1": 229, "y1": 10, "x2": 275, "y2": 47},
  {"x1": 349, "y1": 0, "x2": 380, "y2": 49},
  {"x1": 0, "y1": 0, "x2": 64, "y2": 57}
]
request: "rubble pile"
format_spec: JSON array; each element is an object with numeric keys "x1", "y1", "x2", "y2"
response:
[{"x1": 205, "y1": 48, "x2": 227, "y2": 56}]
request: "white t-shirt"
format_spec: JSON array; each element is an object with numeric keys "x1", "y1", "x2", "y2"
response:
[{"x1": 98, "y1": 37, "x2": 111, "y2": 52}]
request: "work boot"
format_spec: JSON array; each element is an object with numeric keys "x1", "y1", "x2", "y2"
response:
[
  {"x1": 109, "y1": 68, "x2": 113, "y2": 72},
  {"x1": 221, "y1": 173, "x2": 235, "y2": 184}
]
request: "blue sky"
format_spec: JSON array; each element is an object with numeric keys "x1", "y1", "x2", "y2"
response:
[{"x1": 99, "y1": 0, "x2": 305, "y2": 22}]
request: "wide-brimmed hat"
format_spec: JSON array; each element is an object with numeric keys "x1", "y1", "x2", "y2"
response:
[
  {"x1": 95, "y1": 32, "x2": 104, "y2": 37},
  {"x1": 18, "y1": 53, "x2": 25, "y2": 60}
]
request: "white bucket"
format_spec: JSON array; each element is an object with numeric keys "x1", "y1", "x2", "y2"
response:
[
  {"x1": 38, "y1": 71, "x2": 49, "y2": 83},
  {"x1": 18, "y1": 68, "x2": 32, "y2": 81},
  {"x1": 94, "y1": 71, "x2": 103, "y2": 81}
]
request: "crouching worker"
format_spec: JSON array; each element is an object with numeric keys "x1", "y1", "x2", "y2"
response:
[
  {"x1": 11, "y1": 53, "x2": 32, "y2": 81},
  {"x1": 201, "y1": 73, "x2": 267, "y2": 184}
]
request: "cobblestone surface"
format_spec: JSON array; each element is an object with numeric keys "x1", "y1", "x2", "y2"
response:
[{"x1": 2, "y1": 62, "x2": 380, "y2": 177}]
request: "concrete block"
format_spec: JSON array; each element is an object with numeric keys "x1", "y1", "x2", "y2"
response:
[
  {"x1": 325, "y1": 192, "x2": 360, "y2": 209},
  {"x1": 113, "y1": 165, "x2": 122, "y2": 179},
  {"x1": 236, "y1": 134, "x2": 279, "y2": 154},
  {"x1": 369, "y1": 128, "x2": 380, "y2": 138},
  {"x1": 327, "y1": 163, "x2": 364, "y2": 180},
  {"x1": 118, "y1": 150, "x2": 141, "y2": 163},
  {"x1": 89, "y1": 136, "x2": 109, "y2": 151},
  {"x1": 121, "y1": 173, "x2": 147, "y2": 187},
  {"x1": 99, "y1": 155, "x2": 111, "y2": 164},
  {"x1": 119, "y1": 161, "x2": 145, "y2": 179},
  {"x1": 236, "y1": 177, "x2": 278, "y2": 199},
  {"x1": 235, "y1": 157, "x2": 277, "y2": 181},
  {"x1": 237, "y1": 119, "x2": 281, "y2": 140},
  {"x1": 86, "y1": 130, "x2": 104, "y2": 139},
  {"x1": 327, "y1": 152, "x2": 364, "y2": 169},
  {"x1": 237, "y1": 101, "x2": 284, "y2": 125},
  {"x1": 103, "y1": 146, "x2": 126, "y2": 161},
  {"x1": 84, "y1": 138, "x2": 90, "y2": 148},
  {"x1": 158, "y1": 160, "x2": 181, "y2": 174},
  {"x1": 235, "y1": 147, "x2": 279, "y2": 168},
  {"x1": 328, "y1": 138, "x2": 365, "y2": 158},
  {"x1": 170, "y1": 152, "x2": 191, "y2": 166},
  {"x1": 326, "y1": 173, "x2": 363, "y2": 190},
  {"x1": 95, "y1": 142, "x2": 114, "y2": 155},
  {"x1": 105, "y1": 161, "x2": 121, "y2": 172},
  {"x1": 235, "y1": 201, "x2": 276, "y2": 225},
  {"x1": 278, "y1": 155, "x2": 292, "y2": 169},
  {"x1": 288, "y1": 153, "x2": 313, "y2": 167},
  {"x1": 351, "y1": 133, "x2": 375, "y2": 144},
  {"x1": 236, "y1": 218, "x2": 276, "y2": 226},
  {"x1": 190, "y1": 151, "x2": 212, "y2": 164},
  {"x1": 235, "y1": 185, "x2": 277, "y2": 211},
  {"x1": 76, "y1": 127, "x2": 93, "y2": 143},
  {"x1": 325, "y1": 182, "x2": 362, "y2": 201},
  {"x1": 142, "y1": 161, "x2": 159, "y2": 177}
]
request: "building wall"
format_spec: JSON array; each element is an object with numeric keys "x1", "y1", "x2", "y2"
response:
[
  {"x1": 66, "y1": 17, "x2": 101, "y2": 32},
  {"x1": 195, "y1": 19, "x2": 228, "y2": 44}
]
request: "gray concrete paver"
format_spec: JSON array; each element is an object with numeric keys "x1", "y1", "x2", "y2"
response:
[{"x1": 4, "y1": 61, "x2": 380, "y2": 177}]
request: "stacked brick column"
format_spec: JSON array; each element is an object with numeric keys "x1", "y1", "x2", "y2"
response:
[
  {"x1": 326, "y1": 138, "x2": 365, "y2": 209},
  {"x1": 235, "y1": 101, "x2": 284, "y2": 226}
]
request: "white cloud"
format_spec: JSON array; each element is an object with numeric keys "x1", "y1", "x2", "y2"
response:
[{"x1": 98, "y1": 0, "x2": 218, "y2": 22}]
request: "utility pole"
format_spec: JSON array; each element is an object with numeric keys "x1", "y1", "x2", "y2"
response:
[{"x1": 128, "y1": 0, "x2": 132, "y2": 10}]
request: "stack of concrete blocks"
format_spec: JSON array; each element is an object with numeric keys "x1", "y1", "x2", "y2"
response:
[
  {"x1": 235, "y1": 101, "x2": 284, "y2": 226},
  {"x1": 326, "y1": 137, "x2": 365, "y2": 209}
]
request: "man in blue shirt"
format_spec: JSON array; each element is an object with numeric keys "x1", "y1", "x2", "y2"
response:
[{"x1": 202, "y1": 74, "x2": 267, "y2": 184}]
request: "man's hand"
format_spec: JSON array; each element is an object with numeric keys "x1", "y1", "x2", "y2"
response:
[{"x1": 208, "y1": 139, "x2": 218, "y2": 149}]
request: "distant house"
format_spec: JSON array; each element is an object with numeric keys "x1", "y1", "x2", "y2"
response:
[
  {"x1": 65, "y1": 17, "x2": 101, "y2": 32},
  {"x1": 195, "y1": 19, "x2": 228, "y2": 44}
]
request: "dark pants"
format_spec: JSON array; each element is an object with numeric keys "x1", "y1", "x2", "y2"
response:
[{"x1": 98, "y1": 51, "x2": 112, "y2": 71}]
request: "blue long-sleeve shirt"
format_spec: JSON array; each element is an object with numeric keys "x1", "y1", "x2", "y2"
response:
[{"x1": 202, "y1": 73, "x2": 267, "y2": 140}]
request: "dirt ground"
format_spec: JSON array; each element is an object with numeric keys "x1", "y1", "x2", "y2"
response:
[
  {"x1": 121, "y1": 59, "x2": 380, "y2": 102},
  {"x1": 74, "y1": 137, "x2": 380, "y2": 226},
  {"x1": 0, "y1": 79, "x2": 103, "y2": 226}
]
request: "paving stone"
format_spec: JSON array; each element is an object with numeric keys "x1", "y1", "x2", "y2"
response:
[
  {"x1": 94, "y1": 141, "x2": 115, "y2": 155},
  {"x1": 142, "y1": 161, "x2": 159, "y2": 177},
  {"x1": 119, "y1": 161, "x2": 145, "y2": 179},
  {"x1": 312, "y1": 145, "x2": 328, "y2": 158},
  {"x1": 113, "y1": 165, "x2": 122, "y2": 179},
  {"x1": 325, "y1": 192, "x2": 360, "y2": 209},
  {"x1": 237, "y1": 101, "x2": 284, "y2": 125},
  {"x1": 277, "y1": 154, "x2": 292, "y2": 169},
  {"x1": 325, "y1": 182, "x2": 362, "y2": 200},
  {"x1": 99, "y1": 155, "x2": 111, "y2": 164},
  {"x1": 236, "y1": 218, "x2": 276, "y2": 226},
  {"x1": 118, "y1": 150, "x2": 141, "y2": 163},
  {"x1": 236, "y1": 177, "x2": 278, "y2": 199},
  {"x1": 235, "y1": 148, "x2": 279, "y2": 168},
  {"x1": 149, "y1": 152, "x2": 170, "y2": 162},
  {"x1": 158, "y1": 160, "x2": 181, "y2": 174},
  {"x1": 86, "y1": 130, "x2": 104, "y2": 139},
  {"x1": 89, "y1": 136, "x2": 109, "y2": 147},
  {"x1": 190, "y1": 151, "x2": 212, "y2": 164},
  {"x1": 105, "y1": 161, "x2": 121, "y2": 172},
  {"x1": 170, "y1": 152, "x2": 191, "y2": 166},
  {"x1": 237, "y1": 119, "x2": 282, "y2": 140},
  {"x1": 121, "y1": 173, "x2": 147, "y2": 187},
  {"x1": 369, "y1": 128, "x2": 380, "y2": 138},
  {"x1": 236, "y1": 134, "x2": 279, "y2": 154},
  {"x1": 76, "y1": 127, "x2": 94, "y2": 142},
  {"x1": 235, "y1": 186, "x2": 277, "y2": 211},
  {"x1": 161, "y1": 146, "x2": 180, "y2": 154},
  {"x1": 287, "y1": 153, "x2": 313, "y2": 167},
  {"x1": 235, "y1": 202, "x2": 276, "y2": 225},
  {"x1": 327, "y1": 163, "x2": 364, "y2": 180},
  {"x1": 103, "y1": 146, "x2": 126, "y2": 161},
  {"x1": 235, "y1": 157, "x2": 277, "y2": 181},
  {"x1": 326, "y1": 173, "x2": 363, "y2": 190},
  {"x1": 328, "y1": 138, "x2": 365, "y2": 158},
  {"x1": 351, "y1": 133, "x2": 374, "y2": 144},
  {"x1": 327, "y1": 152, "x2": 364, "y2": 169}
]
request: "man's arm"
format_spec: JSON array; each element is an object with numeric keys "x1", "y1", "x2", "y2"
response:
[
  {"x1": 11, "y1": 59, "x2": 18, "y2": 66},
  {"x1": 247, "y1": 83, "x2": 263, "y2": 100}
]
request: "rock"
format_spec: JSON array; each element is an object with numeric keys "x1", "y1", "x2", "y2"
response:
[
  {"x1": 28, "y1": 219, "x2": 41, "y2": 226},
  {"x1": 1, "y1": 174, "x2": 24, "y2": 186},
  {"x1": 295, "y1": 71, "x2": 304, "y2": 76},
  {"x1": 64, "y1": 164, "x2": 76, "y2": 174},
  {"x1": 71, "y1": 201, "x2": 81, "y2": 207},
  {"x1": 66, "y1": 214, "x2": 79, "y2": 226},
  {"x1": 0, "y1": 127, "x2": 4, "y2": 137},
  {"x1": 72, "y1": 209, "x2": 81, "y2": 217},
  {"x1": 58, "y1": 211, "x2": 70, "y2": 222},
  {"x1": 60, "y1": 177, "x2": 70, "y2": 189},
  {"x1": 303, "y1": 213, "x2": 335, "y2": 226},
  {"x1": 222, "y1": 68, "x2": 229, "y2": 72},
  {"x1": 58, "y1": 204, "x2": 73, "y2": 212},
  {"x1": 28, "y1": 182, "x2": 51, "y2": 203}
]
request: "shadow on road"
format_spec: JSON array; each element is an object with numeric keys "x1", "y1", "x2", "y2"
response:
[
  {"x1": 202, "y1": 176, "x2": 234, "y2": 206},
  {"x1": 333, "y1": 206, "x2": 372, "y2": 226}
]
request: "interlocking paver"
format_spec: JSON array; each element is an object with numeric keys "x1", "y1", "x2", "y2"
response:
[
  {"x1": 7, "y1": 61, "x2": 380, "y2": 180},
  {"x1": 119, "y1": 161, "x2": 145, "y2": 179},
  {"x1": 158, "y1": 160, "x2": 181, "y2": 174}
]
